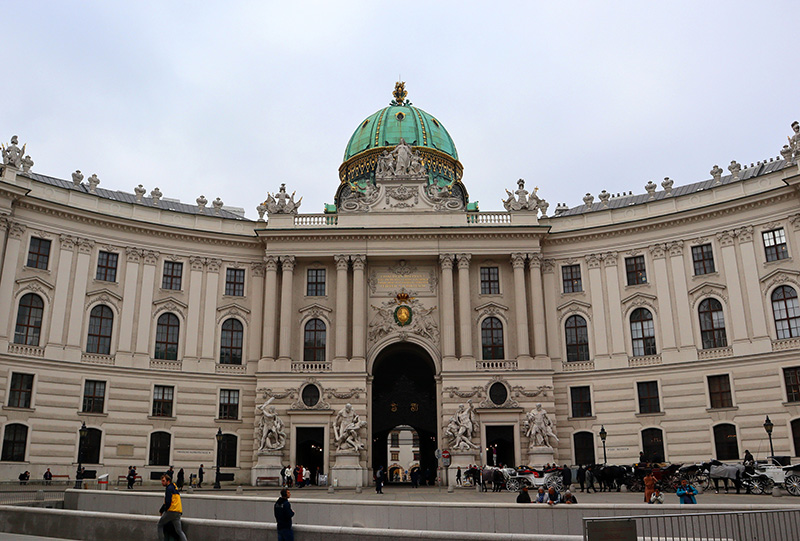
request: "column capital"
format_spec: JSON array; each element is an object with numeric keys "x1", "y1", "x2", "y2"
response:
[
  {"x1": 0, "y1": 215, "x2": 9, "y2": 232},
  {"x1": 648, "y1": 243, "x2": 667, "y2": 259},
  {"x1": 351, "y1": 254, "x2": 366, "y2": 270},
  {"x1": 735, "y1": 225, "x2": 754, "y2": 243},
  {"x1": 7, "y1": 221, "x2": 25, "y2": 239},
  {"x1": 585, "y1": 253, "x2": 602, "y2": 269},
  {"x1": 143, "y1": 250, "x2": 160, "y2": 265},
  {"x1": 527, "y1": 252, "x2": 542, "y2": 268},
  {"x1": 334, "y1": 254, "x2": 350, "y2": 270},
  {"x1": 189, "y1": 255, "x2": 206, "y2": 271},
  {"x1": 125, "y1": 246, "x2": 142, "y2": 263},
  {"x1": 716, "y1": 230, "x2": 736, "y2": 247},
  {"x1": 281, "y1": 255, "x2": 296, "y2": 272},
  {"x1": 59, "y1": 234, "x2": 77, "y2": 252},
  {"x1": 251, "y1": 261, "x2": 266, "y2": 277},
  {"x1": 603, "y1": 251, "x2": 618, "y2": 267},
  {"x1": 206, "y1": 258, "x2": 222, "y2": 273},
  {"x1": 439, "y1": 253, "x2": 454, "y2": 270},
  {"x1": 511, "y1": 253, "x2": 527, "y2": 269},
  {"x1": 264, "y1": 255, "x2": 279, "y2": 271},
  {"x1": 667, "y1": 241, "x2": 684, "y2": 257},
  {"x1": 456, "y1": 253, "x2": 472, "y2": 269},
  {"x1": 77, "y1": 238, "x2": 95, "y2": 255}
]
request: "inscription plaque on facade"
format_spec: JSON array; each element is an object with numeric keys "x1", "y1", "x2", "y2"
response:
[{"x1": 368, "y1": 261, "x2": 437, "y2": 296}]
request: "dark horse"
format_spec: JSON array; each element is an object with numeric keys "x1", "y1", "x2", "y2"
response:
[{"x1": 592, "y1": 464, "x2": 630, "y2": 492}]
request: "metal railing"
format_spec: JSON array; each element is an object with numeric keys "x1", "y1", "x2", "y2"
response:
[
  {"x1": 0, "y1": 480, "x2": 72, "y2": 506},
  {"x1": 584, "y1": 509, "x2": 800, "y2": 541}
]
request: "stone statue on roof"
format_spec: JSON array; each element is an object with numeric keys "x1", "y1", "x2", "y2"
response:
[
  {"x1": 265, "y1": 183, "x2": 302, "y2": 215},
  {"x1": 392, "y1": 138, "x2": 413, "y2": 175},
  {"x1": 503, "y1": 179, "x2": 542, "y2": 213},
  {"x1": 2, "y1": 135, "x2": 25, "y2": 169},
  {"x1": 789, "y1": 121, "x2": 800, "y2": 162}
]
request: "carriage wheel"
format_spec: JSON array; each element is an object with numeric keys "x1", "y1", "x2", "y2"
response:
[
  {"x1": 506, "y1": 478, "x2": 520, "y2": 492},
  {"x1": 785, "y1": 475, "x2": 800, "y2": 496},
  {"x1": 546, "y1": 476, "x2": 564, "y2": 492},
  {"x1": 695, "y1": 473, "x2": 710, "y2": 491},
  {"x1": 750, "y1": 478, "x2": 765, "y2": 495}
]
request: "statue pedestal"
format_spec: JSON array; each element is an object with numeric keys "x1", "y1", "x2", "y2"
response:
[
  {"x1": 331, "y1": 450, "x2": 365, "y2": 488},
  {"x1": 447, "y1": 450, "x2": 479, "y2": 487},
  {"x1": 528, "y1": 446, "x2": 555, "y2": 468},
  {"x1": 250, "y1": 450, "x2": 284, "y2": 486}
]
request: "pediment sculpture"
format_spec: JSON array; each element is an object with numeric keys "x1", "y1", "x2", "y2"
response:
[
  {"x1": 368, "y1": 291, "x2": 438, "y2": 344},
  {"x1": 264, "y1": 183, "x2": 302, "y2": 215},
  {"x1": 375, "y1": 139, "x2": 427, "y2": 180}
]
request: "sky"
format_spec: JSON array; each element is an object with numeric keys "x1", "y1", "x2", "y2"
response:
[{"x1": 2, "y1": 1, "x2": 797, "y2": 218}]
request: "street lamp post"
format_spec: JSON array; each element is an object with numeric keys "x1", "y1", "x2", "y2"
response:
[
  {"x1": 214, "y1": 428, "x2": 223, "y2": 489},
  {"x1": 75, "y1": 421, "x2": 88, "y2": 489},
  {"x1": 763, "y1": 416, "x2": 775, "y2": 461},
  {"x1": 599, "y1": 425, "x2": 608, "y2": 465}
]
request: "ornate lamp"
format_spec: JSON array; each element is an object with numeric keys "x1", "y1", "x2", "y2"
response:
[
  {"x1": 76, "y1": 421, "x2": 88, "y2": 489},
  {"x1": 214, "y1": 428, "x2": 223, "y2": 489},
  {"x1": 763, "y1": 416, "x2": 775, "y2": 460},
  {"x1": 599, "y1": 425, "x2": 608, "y2": 465}
]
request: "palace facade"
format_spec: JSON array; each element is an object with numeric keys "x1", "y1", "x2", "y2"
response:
[{"x1": 2, "y1": 86, "x2": 800, "y2": 485}]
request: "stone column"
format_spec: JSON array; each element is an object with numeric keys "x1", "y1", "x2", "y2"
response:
[
  {"x1": 542, "y1": 260, "x2": 559, "y2": 360},
  {"x1": 351, "y1": 254, "x2": 367, "y2": 361},
  {"x1": 0, "y1": 222, "x2": 25, "y2": 343},
  {"x1": 439, "y1": 254, "x2": 456, "y2": 362},
  {"x1": 201, "y1": 259, "x2": 221, "y2": 362},
  {"x1": 47, "y1": 235, "x2": 77, "y2": 346},
  {"x1": 736, "y1": 227, "x2": 769, "y2": 340},
  {"x1": 65, "y1": 239, "x2": 94, "y2": 354},
  {"x1": 261, "y1": 256, "x2": 279, "y2": 361},
  {"x1": 456, "y1": 253, "x2": 474, "y2": 360},
  {"x1": 585, "y1": 254, "x2": 609, "y2": 358},
  {"x1": 250, "y1": 262, "x2": 266, "y2": 363},
  {"x1": 511, "y1": 253, "x2": 531, "y2": 360},
  {"x1": 184, "y1": 256, "x2": 206, "y2": 360},
  {"x1": 116, "y1": 248, "x2": 141, "y2": 363},
  {"x1": 0, "y1": 216, "x2": 9, "y2": 279},
  {"x1": 134, "y1": 251, "x2": 159, "y2": 360},
  {"x1": 277, "y1": 255, "x2": 295, "y2": 361},
  {"x1": 717, "y1": 231, "x2": 748, "y2": 343},
  {"x1": 667, "y1": 242, "x2": 695, "y2": 349},
  {"x1": 334, "y1": 255, "x2": 350, "y2": 361},
  {"x1": 602, "y1": 252, "x2": 626, "y2": 356},
  {"x1": 527, "y1": 253, "x2": 548, "y2": 359},
  {"x1": 650, "y1": 244, "x2": 677, "y2": 352}
]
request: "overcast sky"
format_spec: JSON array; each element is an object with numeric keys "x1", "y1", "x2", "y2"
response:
[{"x1": 3, "y1": 1, "x2": 796, "y2": 218}]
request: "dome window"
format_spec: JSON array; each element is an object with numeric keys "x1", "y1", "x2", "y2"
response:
[
  {"x1": 361, "y1": 119, "x2": 369, "y2": 129},
  {"x1": 395, "y1": 112, "x2": 405, "y2": 121},
  {"x1": 432, "y1": 118, "x2": 440, "y2": 127}
]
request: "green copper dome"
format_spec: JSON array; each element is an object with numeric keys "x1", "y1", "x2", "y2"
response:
[{"x1": 343, "y1": 104, "x2": 458, "y2": 162}]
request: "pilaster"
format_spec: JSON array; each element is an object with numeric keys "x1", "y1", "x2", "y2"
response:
[
  {"x1": 351, "y1": 254, "x2": 366, "y2": 362},
  {"x1": 200, "y1": 258, "x2": 221, "y2": 366},
  {"x1": 585, "y1": 254, "x2": 609, "y2": 359},
  {"x1": 717, "y1": 230, "x2": 749, "y2": 350},
  {"x1": 736, "y1": 226, "x2": 770, "y2": 351},
  {"x1": 334, "y1": 255, "x2": 350, "y2": 362},
  {"x1": 184, "y1": 256, "x2": 205, "y2": 361},
  {"x1": 527, "y1": 253, "x2": 548, "y2": 360},
  {"x1": 0, "y1": 222, "x2": 25, "y2": 343},
  {"x1": 46, "y1": 235, "x2": 76, "y2": 347},
  {"x1": 134, "y1": 251, "x2": 158, "y2": 364},
  {"x1": 115, "y1": 247, "x2": 141, "y2": 366},
  {"x1": 277, "y1": 255, "x2": 296, "y2": 362},
  {"x1": 260, "y1": 255, "x2": 279, "y2": 366},
  {"x1": 649, "y1": 243, "x2": 677, "y2": 354},
  {"x1": 64, "y1": 238, "x2": 94, "y2": 359},
  {"x1": 511, "y1": 253, "x2": 532, "y2": 361},
  {"x1": 439, "y1": 254, "x2": 456, "y2": 363}
]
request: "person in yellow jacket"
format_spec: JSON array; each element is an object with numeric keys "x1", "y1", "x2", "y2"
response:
[{"x1": 158, "y1": 474, "x2": 188, "y2": 541}]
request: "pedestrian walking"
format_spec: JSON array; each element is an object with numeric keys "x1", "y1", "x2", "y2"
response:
[
  {"x1": 576, "y1": 465, "x2": 586, "y2": 492},
  {"x1": 127, "y1": 466, "x2": 137, "y2": 489},
  {"x1": 197, "y1": 465, "x2": 204, "y2": 488},
  {"x1": 157, "y1": 474, "x2": 188, "y2": 541},
  {"x1": 456, "y1": 466, "x2": 462, "y2": 486},
  {"x1": 274, "y1": 488, "x2": 295, "y2": 541},
  {"x1": 676, "y1": 479, "x2": 698, "y2": 504},
  {"x1": 561, "y1": 464, "x2": 572, "y2": 491},
  {"x1": 375, "y1": 466, "x2": 384, "y2": 494},
  {"x1": 176, "y1": 468, "x2": 185, "y2": 490},
  {"x1": 585, "y1": 466, "x2": 597, "y2": 493},
  {"x1": 643, "y1": 471, "x2": 656, "y2": 503},
  {"x1": 43, "y1": 468, "x2": 52, "y2": 485}
]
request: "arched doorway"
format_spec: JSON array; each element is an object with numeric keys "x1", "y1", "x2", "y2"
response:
[{"x1": 372, "y1": 343, "x2": 437, "y2": 484}]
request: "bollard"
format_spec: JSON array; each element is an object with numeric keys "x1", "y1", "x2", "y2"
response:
[
  {"x1": 355, "y1": 486, "x2": 362, "y2": 494},
  {"x1": 236, "y1": 486, "x2": 243, "y2": 495},
  {"x1": 328, "y1": 486, "x2": 335, "y2": 494},
  {"x1": 447, "y1": 484, "x2": 455, "y2": 493}
]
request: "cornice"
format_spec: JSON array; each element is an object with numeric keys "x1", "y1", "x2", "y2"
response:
[
  {"x1": 256, "y1": 228, "x2": 549, "y2": 244},
  {"x1": 543, "y1": 188, "x2": 796, "y2": 246}
]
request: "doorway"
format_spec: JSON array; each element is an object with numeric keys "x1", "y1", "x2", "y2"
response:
[
  {"x1": 485, "y1": 425, "x2": 515, "y2": 467},
  {"x1": 295, "y1": 427, "x2": 325, "y2": 484},
  {"x1": 371, "y1": 343, "x2": 437, "y2": 484}
]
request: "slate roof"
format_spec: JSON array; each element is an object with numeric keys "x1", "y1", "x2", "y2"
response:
[
  {"x1": 554, "y1": 159, "x2": 788, "y2": 217},
  {"x1": 20, "y1": 171, "x2": 251, "y2": 221}
]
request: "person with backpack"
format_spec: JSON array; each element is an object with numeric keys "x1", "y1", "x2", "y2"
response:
[
  {"x1": 157, "y1": 474, "x2": 188, "y2": 541},
  {"x1": 274, "y1": 488, "x2": 295, "y2": 541}
]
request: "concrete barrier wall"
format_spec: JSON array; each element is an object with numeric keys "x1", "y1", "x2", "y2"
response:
[
  {"x1": 64, "y1": 489, "x2": 798, "y2": 537},
  {"x1": 0, "y1": 506, "x2": 580, "y2": 541}
]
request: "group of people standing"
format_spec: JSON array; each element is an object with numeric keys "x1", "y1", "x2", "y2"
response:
[{"x1": 281, "y1": 464, "x2": 315, "y2": 488}]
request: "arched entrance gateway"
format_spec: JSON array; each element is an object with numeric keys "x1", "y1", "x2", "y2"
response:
[{"x1": 371, "y1": 343, "x2": 438, "y2": 484}]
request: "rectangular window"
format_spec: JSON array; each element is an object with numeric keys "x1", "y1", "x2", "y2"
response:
[
  {"x1": 763, "y1": 228, "x2": 789, "y2": 262},
  {"x1": 637, "y1": 381, "x2": 660, "y2": 414},
  {"x1": 95, "y1": 251, "x2": 119, "y2": 282},
  {"x1": 784, "y1": 367, "x2": 800, "y2": 403},
  {"x1": 218, "y1": 389, "x2": 239, "y2": 420},
  {"x1": 691, "y1": 244, "x2": 716, "y2": 276},
  {"x1": 8, "y1": 373, "x2": 34, "y2": 409},
  {"x1": 570, "y1": 386, "x2": 592, "y2": 418},
  {"x1": 413, "y1": 451, "x2": 420, "y2": 461},
  {"x1": 708, "y1": 374, "x2": 733, "y2": 409},
  {"x1": 562, "y1": 264, "x2": 583, "y2": 293},
  {"x1": 625, "y1": 256, "x2": 647, "y2": 285},
  {"x1": 26, "y1": 238, "x2": 51, "y2": 270},
  {"x1": 152, "y1": 385, "x2": 174, "y2": 417},
  {"x1": 224, "y1": 268, "x2": 245, "y2": 296},
  {"x1": 390, "y1": 433, "x2": 399, "y2": 447},
  {"x1": 391, "y1": 451, "x2": 399, "y2": 461},
  {"x1": 82, "y1": 380, "x2": 106, "y2": 413},
  {"x1": 306, "y1": 268, "x2": 326, "y2": 296},
  {"x1": 161, "y1": 261, "x2": 183, "y2": 290},
  {"x1": 480, "y1": 267, "x2": 500, "y2": 295}
]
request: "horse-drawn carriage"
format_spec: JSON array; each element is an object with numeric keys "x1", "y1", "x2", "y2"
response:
[
  {"x1": 677, "y1": 459, "x2": 800, "y2": 496},
  {"x1": 503, "y1": 466, "x2": 564, "y2": 492},
  {"x1": 625, "y1": 463, "x2": 681, "y2": 492}
]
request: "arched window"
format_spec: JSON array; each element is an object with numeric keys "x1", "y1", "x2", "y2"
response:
[
  {"x1": 792, "y1": 419, "x2": 800, "y2": 457},
  {"x1": 14, "y1": 293, "x2": 44, "y2": 346},
  {"x1": 630, "y1": 308, "x2": 656, "y2": 356},
  {"x1": 565, "y1": 315, "x2": 589, "y2": 361},
  {"x1": 78, "y1": 427, "x2": 102, "y2": 464},
  {"x1": 642, "y1": 428, "x2": 665, "y2": 463},
  {"x1": 699, "y1": 298, "x2": 727, "y2": 349},
  {"x1": 1, "y1": 424, "x2": 28, "y2": 462},
  {"x1": 87, "y1": 305, "x2": 114, "y2": 355},
  {"x1": 573, "y1": 432, "x2": 595, "y2": 465},
  {"x1": 155, "y1": 313, "x2": 180, "y2": 360},
  {"x1": 303, "y1": 319, "x2": 326, "y2": 362},
  {"x1": 220, "y1": 318, "x2": 243, "y2": 364},
  {"x1": 149, "y1": 432, "x2": 171, "y2": 466},
  {"x1": 218, "y1": 434, "x2": 238, "y2": 468},
  {"x1": 481, "y1": 317, "x2": 504, "y2": 360},
  {"x1": 713, "y1": 424, "x2": 739, "y2": 461},
  {"x1": 772, "y1": 286, "x2": 800, "y2": 340}
]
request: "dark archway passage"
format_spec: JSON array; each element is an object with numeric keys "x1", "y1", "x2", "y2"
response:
[
  {"x1": 485, "y1": 425, "x2": 515, "y2": 467},
  {"x1": 371, "y1": 343, "x2": 437, "y2": 484},
  {"x1": 296, "y1": 427, "x2": 325, "y2": 484}
]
